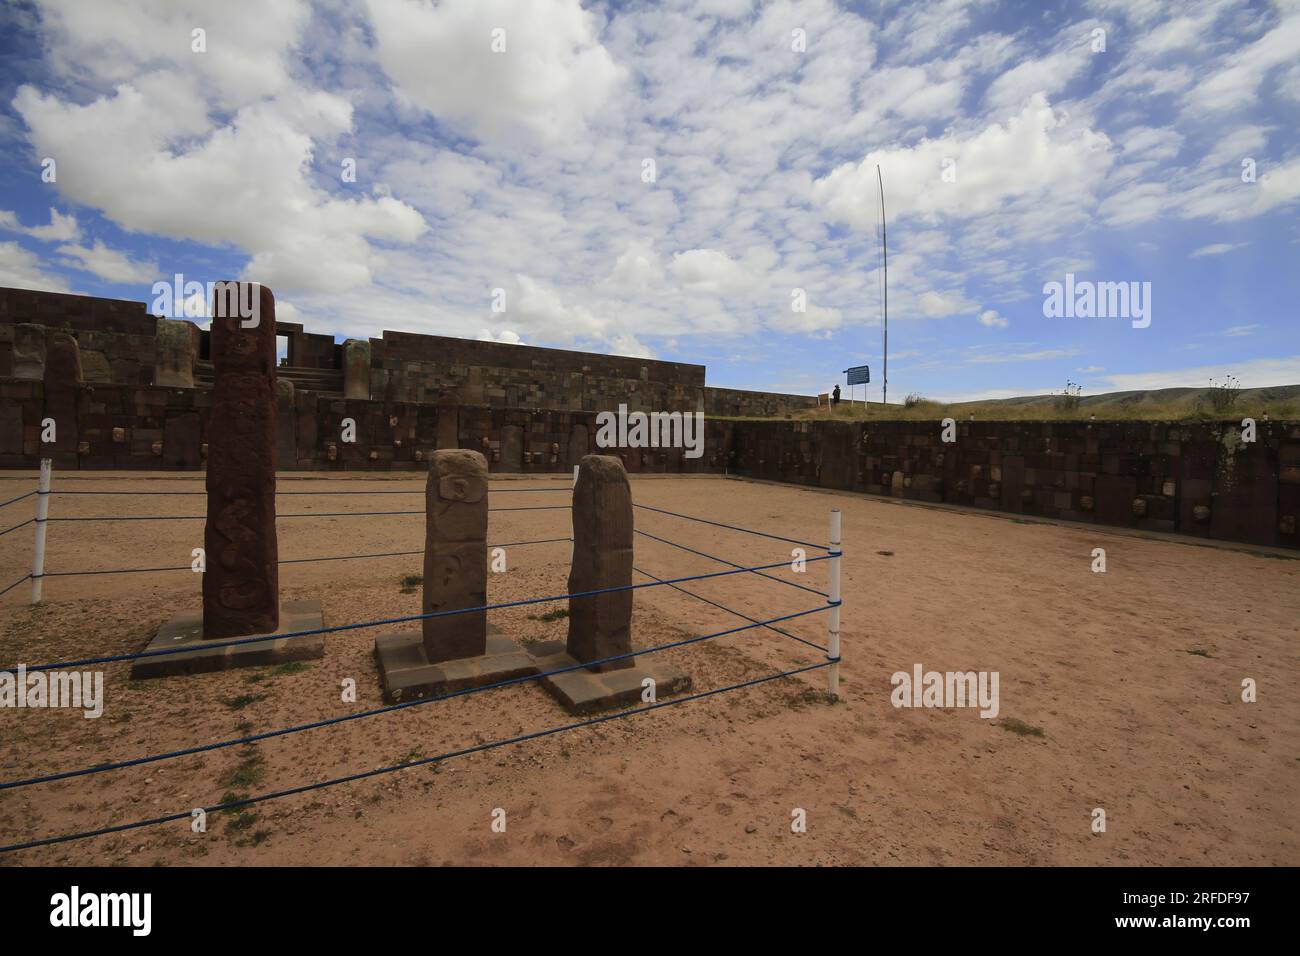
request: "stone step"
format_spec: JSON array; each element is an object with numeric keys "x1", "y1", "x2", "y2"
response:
[{"x1": 193, "y1": 360, "x2": 344, "y2": 395}]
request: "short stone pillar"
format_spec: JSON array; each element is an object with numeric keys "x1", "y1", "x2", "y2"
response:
[
  {"x1": 154, "y1": 317, "x2": 197, "y2": 387},
  {"x1": 567, "y1": 455, "x2": 634, "y2": 671},
  {"x1": 422, "y1": 449, "x2": 489, "y2": 662},
  {"x1": 43, "y1": 330, "x2": 83, "y2": 385},
  {"x1": 343, "y1": 338, "x2": 371, "y2": 400},
  {"x1": 12, "y1": 323, "x2": 46, "y2": 381},
  {"x1": 528, "y1": 454, "x2": 691, "y2": 714},
  {"x1": 373, "y1": 448, "x2": 537, "y2": 702},
  {"x1": 133, "y1": 283, "x2": 324, "y2": 678}
]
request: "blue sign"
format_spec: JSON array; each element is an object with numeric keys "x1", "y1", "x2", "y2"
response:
[{"x1": 844, "y1": 365, "x2": 870, "y2": 385}]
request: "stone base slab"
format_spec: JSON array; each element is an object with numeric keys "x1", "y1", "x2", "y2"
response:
[
  {"x1": 374, "y1": 625, "x2": 537, "y2": 703},
  {"x1": 131, "y1": 599, "x2": 326, "y2": 679},
  {"x1": 526, "y1": 640, "x2": 692, "y2": 715}
]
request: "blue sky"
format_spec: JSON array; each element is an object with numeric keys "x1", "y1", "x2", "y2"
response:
[{"x1": 0, "y1": 0, "x2": 1297, "y2": 401}]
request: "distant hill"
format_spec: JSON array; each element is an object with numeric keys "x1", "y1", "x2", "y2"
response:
[{"x1": 783, "y1": 384, "x2": 1300, "y2": 423}]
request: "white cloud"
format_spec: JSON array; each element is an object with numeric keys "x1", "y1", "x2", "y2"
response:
[
  {"x1": 1098, "y1": 356, "x2": 1300, "y2": 391},
  {"x1": 33, "y1": 0, "x2": 311, "y2": 111},
  {"x1": 14, "y1": 79, "x2": 427, "y2": 294},
  {"x1": 670, "y1": 248, "x2": 748, "y2": 294},
  {"x1": 364, "y1": 0, "x2": 623, "y2": 143},
  {"x1": 967, "y1": 347, "x2": 1079, "y2": 364},
  {"x1": 978, "y1": 309, "x2": 1008, "y2": 328},
  {"x1": 1189, "y1": 242, "x2": 1247, "y2": 258},
  {"x1": 56, "y1": 239, "x2": 158, "y2": 284},
  {"x1": 813, "y1": 95, "x2": 1113, "y2": 238},
  {"x1": 0, "y1": 240, "x2": 74, "y2": 292},
  {"x1": 1186, "y1": 6, "x2": 1300, "y2": 113},
  {"x1": 478, "y1": 328, "x2": 524, "y2": 345},
  {"x1": 0, "y1": 207, "x2": 80, "y2": 242}
]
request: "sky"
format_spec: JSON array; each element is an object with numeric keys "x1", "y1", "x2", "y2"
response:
[{"x1": 0, "y1": 0, "x2": 1297, "y2": 402}]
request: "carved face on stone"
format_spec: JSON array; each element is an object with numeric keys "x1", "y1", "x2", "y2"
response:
[{"x1": 438, "y1": 472, "x2": 485, "y2": 503}]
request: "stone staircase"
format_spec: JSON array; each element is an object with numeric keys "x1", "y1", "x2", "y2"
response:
[{"x1": 194, "y1": 360, "x2": 344, "y2": 395}]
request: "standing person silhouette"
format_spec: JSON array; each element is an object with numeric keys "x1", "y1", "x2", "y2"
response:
[{"x1": 832, "y1": 384, "x2": 841, "y2": 406}]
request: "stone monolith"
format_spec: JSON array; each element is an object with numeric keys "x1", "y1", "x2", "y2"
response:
[
  {"x1": 422, "y1": 448, "x2": 489, "y2": 662},
  {"x1": 202, "y1": 282, "x2": 279, "y2": 639},
  {"x1": 567, "y1": 454, "x2": 634, "y2": 671}
]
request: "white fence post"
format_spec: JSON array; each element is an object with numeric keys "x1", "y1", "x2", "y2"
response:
[
  {"x1": 827, "y1": 508, "x2": 841, "y2": 698},
  {"x1": 31, "y1": 458, "x2": 52, "y2": 604}
]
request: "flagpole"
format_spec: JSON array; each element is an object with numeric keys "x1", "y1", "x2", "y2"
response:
[{"x1": 877, "y1": 164, "x2": 888, "y2": 406}]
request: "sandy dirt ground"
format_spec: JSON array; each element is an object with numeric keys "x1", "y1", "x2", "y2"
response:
[{"x1": 0, "y1": 470, "x2": 1296, "y2": 867}]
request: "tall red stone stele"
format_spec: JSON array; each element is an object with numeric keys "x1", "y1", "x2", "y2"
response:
[{"x1": 202, "y1": 282, "x2": 280, "y2": 639}]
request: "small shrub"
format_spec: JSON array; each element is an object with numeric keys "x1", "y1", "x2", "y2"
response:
[
  {"x1": 1052, "y1": 380, "x2": 1082, "y2": 413},
  {"x1": 1206, "y1": 375, "x2": 1241, "y2": 414}
]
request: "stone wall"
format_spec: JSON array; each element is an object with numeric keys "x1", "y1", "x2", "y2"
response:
[
  {"x1": 727, "y1": 418, "x2": 1300, "y2": 549},
  {"x1": 703, "y1": 385, "x2": 819, "y2": 419},
  {"x1": 3, "y1": 378, "x2": 1294, "y2": 549},
  {"x1": 1, "y1": 289, "x2": 817, "y2": 418},
  {"x1": 368, "y1": 329, "x2": 707, "y2": 412},
  {"x1": 0, "y1": 380, "x2": 725, "y2": 476},
  {"x1": 0, "y1": 288, "x2": 157, "y2": 384}
]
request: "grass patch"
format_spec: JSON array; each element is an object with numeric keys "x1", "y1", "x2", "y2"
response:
[
  {"x1": 219, "y1": 749, "x2": 266, "y2": 790},
  {"x1": 235, "y1": 829, "x2": 272, "y2": 848},
  {"x1": 529, "y1": 607, "x2": 569, "y2": 622},
  {"x1": 221, "y1": 693, "x2": 265, "y2": 710},
  {"x1": 399, "y1": 573, "x2": 423, "y2": 593},
  {"x1": 270, "y1": 660, "x2": 311, "y2": 676},
  {"x1": 1000, "y1": 718, "x2": 1045, "y2": 738},
  {"x1": 1184, "y1": 647, "x2": 1214, "y2": 658}
]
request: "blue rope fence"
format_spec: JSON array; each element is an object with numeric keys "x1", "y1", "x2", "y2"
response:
[
  {"x1": 50, "y1": 486, "x2": 570, "y2": 496},
  {"x1": 633, "y1": 502, "x2": 827, "y2": 551},
  {"x1": 0, "y1": 517, "x2": 33, "y2": 537},
  {"x1": 37, "y1": 537, "x2": 573, "y2": 579},
  {"x1": 635, "y1": 527, "x2": 828, "y2": 598},
  {"x1": 11, "y1": 555, "x2": 834, "y2": 674},
  {"x1": 0, "y1": 477, "x2": 843, "y2": 855},
  {"x1": 0, "y1": 573, "x2": 30, "y2": 598},
  {"x1": 0, "y1": 604, "x2": 833, "y2": 793},
  {"x1": 46, "y1": 505, "x2": 569, "y2": 521},
  {"x1": 0, "y1": 659, "x2": 834, "y2": 854},
  {"x1": 632, "y1": 564, "x2": 827, "y2": 653},
  {"x1": 0, "y1": 490, "x2": 36, "y2": 509}
]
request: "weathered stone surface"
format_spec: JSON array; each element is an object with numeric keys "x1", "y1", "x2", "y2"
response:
[
  {"x1": 202, "y1": 283, "x2": 280, "y2": 639},
  {"x1": 567, "y1": 454, "x2": 634, "y2": 672},
  {"x1": 162, "y1": 411, "x2": 201, "y2": 467},
  {"x1": 529, "y1": 639, "x2": 691, "y2": 715},
  {"x1": 343, "y1": 338, "x2": 371, "y2": 400},
  {"x1": 80, "y1": 349, "x2": 113, "y2": 383},
  {"x1": 133, "y1": 599, "x2": 324, "y2": 679},
  {"x1": 422, "y1": 449, "x2": 489, "y2": 662},
  {"x1": 275, "y1": 378, "x2": 296, "y2": 470},
  {"x1": 500, "y1": 424, "x2": 523, "y2": 470},
  {"x1": 436, "y1": 400, "x2": 458, "y2": 449},
  {"x1": 154, "y1": 317, "x2": 197, "y2": 387},
  {"x1": 44, "y1": 330, "x2": 82, "y2": 384},
  {"x1": 375, "y1": 626, "x2": 535, "y2": 703},
  {"x1": 12, "y1": 323, "x2": 46, "y2": 380}
]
